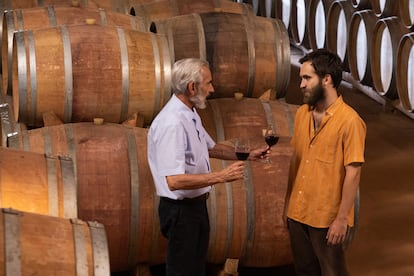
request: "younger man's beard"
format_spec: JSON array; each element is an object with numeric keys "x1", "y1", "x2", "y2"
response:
[{"x1": 303, "y1": 81, "x2": 325, "y2": 108}]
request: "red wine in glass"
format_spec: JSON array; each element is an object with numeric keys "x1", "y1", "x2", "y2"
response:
[
  {"x1": 236, "y1": 151, "x2": 250, "y2": 160},
  {"x1": 235, "y1": 139, "x2": 250, "y2": 161},
  {"x1": 265, "y1": 135, "x2": 279, "y2": 147},
  {"x1": 262, "y1": 126, "x2": 278, "y2": 163}
]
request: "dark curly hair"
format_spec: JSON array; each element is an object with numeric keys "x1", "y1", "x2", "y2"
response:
[{"x1": 299, "y1": 49, "x2": 343, "y2": 89}]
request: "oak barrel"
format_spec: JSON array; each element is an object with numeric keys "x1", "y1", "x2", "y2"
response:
[
  {"x1": 307, "y1": 0, "x2": 334, "y2": 50},
  {"x1": 326, "y1": 0, "x2": 355, "y2": 72},
  {"x1": 131, "y1": 0, "x2": 253, "y2": 24},
  {"x1": 370, "y1": 16, "x2": 410, "y2": 99},
  {"x1": 290, "y1": 0, "x2": 311, "y2": 48},
  {"x1": 398, "y1": 0, "x2": 414, "y2": 29},
  {"x1": 0, "y1": 147, "x2": 77, "y2": 218},
  {"x1": 2, "y1": 6, "x2": 148, "y2": 95},
  {"x1": 207, "y1": 136, "x2": 293, "y2": 267},
  {"x1": 197, "y1": 98, "x2": 298, "y2": 141},
  {"x1": 11, "y1": 24, "x2": 172, "y2": 127},
  {"x1": 274, "y1": 0, "x2": 292, "y2": 29},
  {"x1": 0, "y1": 208, "x2": 109, "y2": 276},
  {"x1": 151, "y1": 12, "x2": 291, "y2": 99},
  {"x1": 0, "y1": 1, "x2": 93, "y2": 75},
  {"x1": 8, "y1": 118, "x2": 295, "y2": 269},
  {"x1": 7, "y1": 123, "x2": 162, "y2": 271},
  {"x1": 396, "y1": 32, "x2": 414, "y2": 112},
  {"x1": 370, "y1": 0, "x2": 400, "y2": 17},
  {"x1": 350, "y1": 0, "x2": 371, "y2": 10},
  {"x1": 347, "y1": 9, "x2": 378, "y2": 86}
]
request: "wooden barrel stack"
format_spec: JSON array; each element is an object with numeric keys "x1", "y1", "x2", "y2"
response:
[
  {"x1": 266, "y1": 0, "x2": 414, "y2": 114},
  {"x1": 0, "y1": 0, "x2": 297, "y2": 274}
]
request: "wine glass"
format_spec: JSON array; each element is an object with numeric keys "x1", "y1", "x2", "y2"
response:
[
  {"x1": 235, "y1": 138, "x2": 250, "y2": 161},
  {"x1": 262, "y1": 125, "x2": 279, "y2": 163}
]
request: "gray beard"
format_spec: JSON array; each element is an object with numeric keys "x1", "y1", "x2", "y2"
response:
[{"x1": 190, "y1": 94, "x2": 206, "y2": 109}]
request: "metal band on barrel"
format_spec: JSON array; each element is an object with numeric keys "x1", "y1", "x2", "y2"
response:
[
  {"x1": 99, "y1": 8, "x2": 108, "y2": 25},
  {"x1": 151, "y1": 33, "x2": 162, "y2": 120},
  {"x1": 71, "y1": 218, "x2": 89, "y2": 275},
  {"x1": 243, "y1": 15, "x2": 256, "y2": 98},
  {"x1": 117, "y1": 27, "x2": 129, "y2": 122},
  {"x1": 47, "y1": 6, "x2": 57, "y2": 27},
  {"x1": 127, "y1": 128, "x2": 139, "y2": 267},
  {"x1": 4, "y1": 209, "x2": 21, "y2": 276},
  {"x1": 261, "y1": 100, "x2": 277, "y2": 134},
  {"x1": 61, "y1": 26, "x2": 73, "y2": 123},
  {"x1": 89, "y1": 221, "x2": 110, "y2": 275},
  {"x1": 16, "y1": 10, "x2": 23, "y2": 30},
  {"x1": 193, "y1": 13, "x2": 206, "y2": 60},
  {"x1": 28, "y1": 31, "x2": 37, "y2": 126},
  {"x1": 60, "y1": 156, "x2": 77, "y2": 218},
  {"x1": 46, "y1": 155, "x2": 59, "y2": 216},
  {"x1": 16, "y1": 32, "x2": 28, "y2": 122}
]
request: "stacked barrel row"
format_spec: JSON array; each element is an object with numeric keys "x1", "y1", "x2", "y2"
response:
[
  {"x1": 0, "y1": 0, "x2": 298, "y2": 274},
  {"x1": 244, "y1": 0, "x2": 414, "y2": 113}
]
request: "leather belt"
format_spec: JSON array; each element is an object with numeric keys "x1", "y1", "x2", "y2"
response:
[{"x1": 161, "y1": 192, "x2": 210, "y2": 204}]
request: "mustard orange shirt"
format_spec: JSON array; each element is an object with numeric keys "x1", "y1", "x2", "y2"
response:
[{"x1": 287, "y1": 96, "x2": 366, "y2": 228}]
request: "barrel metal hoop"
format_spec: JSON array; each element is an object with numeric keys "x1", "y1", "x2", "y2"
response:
[
  {"x1": 192, "y1": 13, "x2": 206, "y2": 61},
  {"x1": 150, "y1": 33, "x2": 162, "y2": 120},
  {"x1": 4, "y1": 210, "x2": 21, "y2": 276},
  {"x1": 62, "y1": 124, "x2": 78, "y2": 217},
  {"x1": 224, "y1": 182, "x2": 234, "y2": 257},
  {"x1": 261, "y1": 100, "x2": 277, "y2": 134},
  {"x1": 117, "y1": 27, "x2": 130, "y2": 122},
  {"x1": 16, "y1": 31, "x2": 28, "y2": 122},
  {"x1": 61, "y1": 25, "x2": 73, "y2": 123},
  {"x1": 209, "y1": 101, "x2": 225, "y2": 142},
  {"x1": 243, "y1": 15, "x2": 256, "y2": 98},
  {"x1": 241, "y1": 162, "x2": 255, "y2": 264},
  {"x1": 272, "y1": 19, "x2": 291, "y2": 97},
  {"x1": 99, "y1": 9, "x2": 108, "y2": 25},
  {"x1": 5, "y1": 11, "x2": 15, "y2": 95},
  {"x1": 28, "y1": 31, "x2": 37, "y2": 126},
  {"x1": 16, "y1": 10, "x2": 23, "y2": 31},
  {"x1": 64, "y1": 124, "x2": 76, "y2": 161},
  {"x1": 46, "y1": 155, "x2": 59, "y2": 216},
  {"x1": 207, "y1": 182, "x2": 218, "y2": 257},
  {"x1": 90, "y1": 220, "x2": 110, "y2": 275},
  {"x1": 72, "y1": 220, "x2": 89, "y2": 275},
  {"x1": 47, "y1": 6, "x2": 57, "y2": 27},
  {"x1": 127, "y1": 128, "x2": 140, "y2": 267},
  {"x1": 160, "y1": 35, "x2": 172, "y2": 112},
  {"x1": 42, "y1": 127, "x2": 53, "y2": 156},
  {"x1": 60, "y1": 155, "x2": 77, "y2": 218}
]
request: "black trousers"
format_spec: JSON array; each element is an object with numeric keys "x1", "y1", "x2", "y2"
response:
[
  {"x1": 159, "y1": 197, "x2": 210, "y2": 276},
  {"x1": 288, "y1": 218, "x2": 349, "y2": 276}
]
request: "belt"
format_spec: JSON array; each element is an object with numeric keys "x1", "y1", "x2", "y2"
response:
[{"x1": 161, "y1": 192, "x2": 210, "y2": 204}]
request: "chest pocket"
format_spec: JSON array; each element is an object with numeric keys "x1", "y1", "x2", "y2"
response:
[{"x1": 314, "y1": 132, "x2": 340, "y2": 164}]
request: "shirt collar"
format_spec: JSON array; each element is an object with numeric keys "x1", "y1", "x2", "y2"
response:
[
  {"x1": 171, "y1": 94, "x2": 198, "y2": 122},
  {"x1": 325, "y1": 95, "x2": 344, "y2": 117}
]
